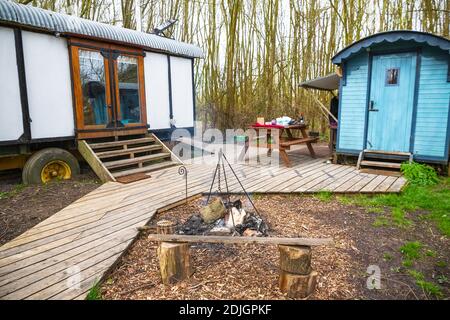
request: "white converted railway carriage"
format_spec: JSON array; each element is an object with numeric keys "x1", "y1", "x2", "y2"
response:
[{"x1": 0, "y1": 0, "x2": 202, "y2": 183}]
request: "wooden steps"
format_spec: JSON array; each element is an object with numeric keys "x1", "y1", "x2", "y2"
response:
[
  {"x1": 104, "y1": 152, "x2": 171, "y2": 169},
  {"x1": 78, "y1": 134, "x2": 181, "y2": 183},
  {"x1": 89, "y1": 137, "x2": 155, "y2": 150},
  {"x1": 112, "y1": 161, "x2": 177, "y2": 178},
  {"x1": 360, "y1": 150, "x2": 412, "y2": 157},
  {"x1": 96, "y1": 145, "x2": 162, "y2": 159},
  {"x1": 360, "y1": 160, "x2": 401, "y2": 169},
  {"x1": 357, "y1": 149, "x2": 412, "y2": 172}
]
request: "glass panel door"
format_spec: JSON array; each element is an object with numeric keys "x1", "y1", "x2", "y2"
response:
[
  {"x1": 72, "y1": 42, "x2": 146, "y2": 136},
  {"x1": 78, "y1": 49, "x2": 111, "y2": 127},
  {"x1": 116, "y1": 55, "x2": 142, "y2": 125}
]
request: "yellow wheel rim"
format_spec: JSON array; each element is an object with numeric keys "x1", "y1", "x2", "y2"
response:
[{"x1": 40, "y1": 160, "x2": 71, "y2": 183}]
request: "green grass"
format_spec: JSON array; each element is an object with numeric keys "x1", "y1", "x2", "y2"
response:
[
  {"x1": 437, "y1": 275, "x2": 448, "y2": 285},
  {"x1": 383, "y1": 253, "x2": 393, "y2": 261},
  {"x1": 86, "y1": 282, "x2": 102, "y2": 300},
  {"x1": 366, "y1": 207, "x2": 385, "y2": 214},
  {"x1": 336, "y1": 195, "x2": 352, "y2": 205},
  {"x1": 398, "y1": 242, "x2": 445, "y2": 298},
  {"x1": 407, "y1": 269, "x2": 444, "y2": 299},
  {"x1": 314, "y1": 191, "x2": 333, "y2": 202},
  {"x1": 373, "y1": 216, "x2": 390, "y2": 227},
  {"x1": 400, "y1": 241, "x2": 422, "y2": 260},
  {"x1": 400, "y1": 241, "x2": 422, "y2": 268},
  {"x1": 400, "y1": 162, "x2": 439, "y2": 186},
  {"x1": 436, "y1": 261, "x2": 447, "y2": 268},
  {"x1": 402, "y1": 260, "x2": 413, "y2": 268},
  {"x1": 425, "y1": 249, "x2": 437, "y2": 258},
  {"x1": 338, "y1": 177, "x2": 450, "y2": 236},
  {"x1": 0, "y1": 184, "x2": 26, "y2": 200},
  {"x1": 391, "y1": 207, "x2": 413, "y2": 227}
]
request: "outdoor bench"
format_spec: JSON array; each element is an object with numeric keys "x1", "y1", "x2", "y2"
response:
[{"x1": 148, "y1": 233, "x2": 333, "y2": 298}]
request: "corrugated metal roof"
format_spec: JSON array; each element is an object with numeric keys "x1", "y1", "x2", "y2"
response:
[{"x1": 0, "y1": 0, "x2": 203, "y2": 58}]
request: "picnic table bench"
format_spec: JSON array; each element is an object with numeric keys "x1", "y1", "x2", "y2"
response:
[{"x1": 246, "y1": 124, "x2": 318, "y2": 167}]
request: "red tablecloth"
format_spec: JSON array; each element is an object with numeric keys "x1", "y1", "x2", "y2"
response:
[{"x1": 250, "y1": 123, "x2": 285, "y2": 129}]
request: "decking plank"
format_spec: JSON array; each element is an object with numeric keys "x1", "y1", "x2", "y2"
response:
[
  {"x1": 307, "y1": 166, "x2": 356, "y2": 192},
  {"x1": 0, "y1": 210, "x2": 154, "y2": 267},
  {"x1": 373, "y1": 176, "x2": 397, "y2": 192},
  {"x1": 4, "y1": 241, "x2": 130, "y2": 300},
  {"x1": 296, "y1": 165, "x2": 350, "y2": 192},
  {"x1": 264, "y1": 162, "x2": 331, "y2": 192},
  {"x1": 333, "y1": 173, "x2": 367, "y2": 193},
  {"x1": 388, "y1": 177, "x2": 407, "y2": 192},
  {"x1": 29, "y1": 252, "x2": 126, "y2": 300},
  {"x1": 0, "y1": 156, "x2": 406, "y2": 300},
  {"x1": 317, "y1": 169, "x2": 358, "y2": 192},
  {"x1": 360, "y1": 175, "x2": 389, "y2": 193},
  {"x1": 0, "y1": 229, "x2": 136, "y2": 288},
  {"x1": 0, "y1": 170, "x2": 215, "y2": 251},
  {"x1": 0, "y1": 231, "x2": 136, "y2": 298},
  {"x1": 345, "y1": 174, "x2": 378, "y2": 192},
  {"x1": 257, "y1": 159, "x2": 323, "y2": 192},
  {"x1": 285, "y1": 164, "x2": 344, "y2": 192}
]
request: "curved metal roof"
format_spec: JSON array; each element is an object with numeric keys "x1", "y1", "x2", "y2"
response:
[
  {"x1": 0, "y1": 0, "x2": 203, "y2": 58},
  {"x1": 332, "y1": 30, "x2": 450, "y2": 64}
]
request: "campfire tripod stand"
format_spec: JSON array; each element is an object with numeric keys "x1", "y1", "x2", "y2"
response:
[{"x1": 205, "y1": 149, "x2": 262, "y2": 233}]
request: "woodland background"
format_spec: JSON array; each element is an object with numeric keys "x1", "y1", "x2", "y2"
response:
[{"x1": 17, "y1": 0, "x2": 450, "y2": 135}]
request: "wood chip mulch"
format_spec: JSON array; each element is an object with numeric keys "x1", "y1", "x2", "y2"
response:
[{"x1": 101, "y1": 195, "x2": 449, "y2": 300}]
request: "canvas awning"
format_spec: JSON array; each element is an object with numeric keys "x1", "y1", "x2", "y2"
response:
[
  {"x1": 298, "y1": 73, "x2": 339, "y2": 123},
  {"x1": 299, "y1": 73, "x2": 340, "y2": 91}
]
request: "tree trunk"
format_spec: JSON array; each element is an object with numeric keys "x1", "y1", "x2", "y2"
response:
[
  {"x1": 278, "y1": 245, "x2": 312, "y2": 275},
  {"x1": 279, "y1": 270, "x2": 318, "y2": 299},
  {"x1": 157, "y1": 220, "x2": 177, "y2": 235},
  {"x1": 158, "y1": 242, "x2": 193, "y2": 285},
  {"x1": 156, "y1": 219, "x2": 191, "y2": 284}
]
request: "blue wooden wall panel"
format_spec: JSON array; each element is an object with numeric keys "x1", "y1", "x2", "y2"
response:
[
  {"x1": 337, "y1": 41, "x2": 450, "y2": 161},
  {"x1": 337, "y1": 53, "x2": 368, "y2": 151},
  {"x1": 366, "y1": 52, "x2": 416, "y2": 152},
  {"x1": 413, "y1": 47, "x2": 450, "y2": 158}
]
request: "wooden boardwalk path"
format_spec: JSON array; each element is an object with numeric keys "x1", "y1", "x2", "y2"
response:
[{"x1": 0, "y1": 152, "x2": 406, "y2": 300}]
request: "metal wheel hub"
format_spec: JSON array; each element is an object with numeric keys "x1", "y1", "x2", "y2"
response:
[{"x1": 40, "y1": 160, "x2": 72, "y2": 183}]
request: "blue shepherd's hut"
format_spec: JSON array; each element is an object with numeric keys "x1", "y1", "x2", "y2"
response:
[{"x1": 332, "y1": 31, "x2": 450, "y2": 169}]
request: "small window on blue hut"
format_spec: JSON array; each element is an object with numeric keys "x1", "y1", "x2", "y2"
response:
[{"x1": 386, "y1": 68, "x2": 400, "y2": 86}]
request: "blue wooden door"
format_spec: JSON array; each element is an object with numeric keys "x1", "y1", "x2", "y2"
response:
[{"x1": 367, "y1": 52, "x2": 417, "y2": 152}]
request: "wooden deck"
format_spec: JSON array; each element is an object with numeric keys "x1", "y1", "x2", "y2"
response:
[{"x1": 0, "y1": 150, "x2": 406, "y2": 300}]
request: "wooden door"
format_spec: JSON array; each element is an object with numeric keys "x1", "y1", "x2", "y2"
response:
[
  {"x1": 70, "y1": 40, "x2": 147, "y2": 139},
  {"x1": 367, "y1": 52, "x2": 417, "y2": 152}
]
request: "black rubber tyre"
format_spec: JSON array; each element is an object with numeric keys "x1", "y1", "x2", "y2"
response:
[{"x1": 22, "y1": 148, "x2": 80, "y2": 184}]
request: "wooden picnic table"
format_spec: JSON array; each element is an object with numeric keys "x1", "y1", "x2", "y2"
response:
[{"x1": 246, "y1": 124, "x2": 318, "y2": 167}]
